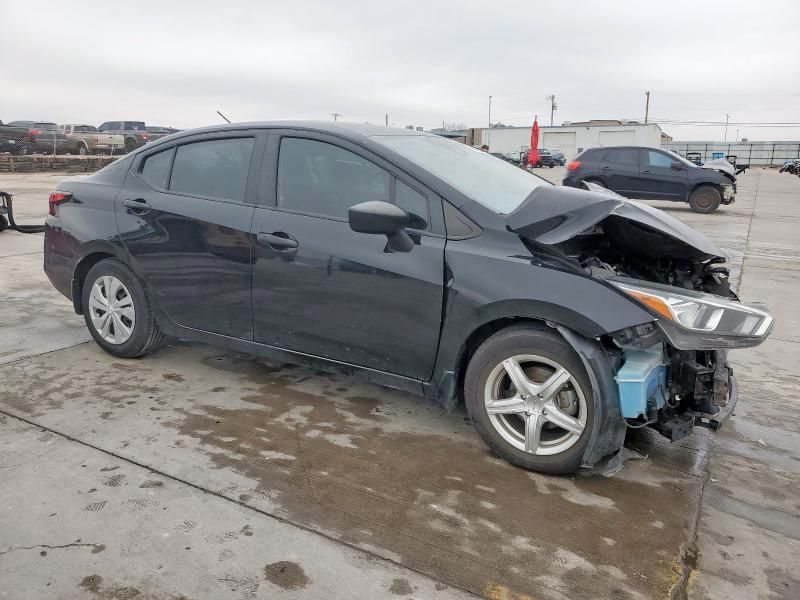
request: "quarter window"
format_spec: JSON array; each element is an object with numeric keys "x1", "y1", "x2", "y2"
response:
[
  {"x1": 140, "y1": 148, "x2": 174, "y2": 190},
  {"x1": 277, "y1": 138, "x2": 390, "y2": 219},
  {"x1": 647, "y1": 151, "x2": 673, "y2": 168},
  {"x1": 170, "y1": 138, "x2": 255, "y2": 202}
]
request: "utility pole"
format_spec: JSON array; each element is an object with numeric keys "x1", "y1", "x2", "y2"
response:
[
  {"x1": 724, "y1": 114, "x2": 730, "y2": 141},
  {"x1": 331, "y1": 113, "x2": 342, "y2": 121},
  {"x1": 487, "y1": 95, "x2": 493, "y2": 149},
  {"x1": 546, "y1": 94, "x2": 557, "y2": 126},
  {"x1": 385, "y1": 114, "x2": 388, "y2": 127},
  {"x1": 644, "y1": 91, "x2": 650, "y2": 124}
]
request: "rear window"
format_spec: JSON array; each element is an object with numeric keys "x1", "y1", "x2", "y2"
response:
[
  {"x1": 75, "y1": 125, "x2": 97, "y2": 133},
  {"x1": 36, "y1": 123, "x2": 59, "y2": 130},
  {"x1": 125, "y1": 121, "x2": 146, "y2": 131}
]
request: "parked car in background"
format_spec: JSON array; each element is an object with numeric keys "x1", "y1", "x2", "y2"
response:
[
  {"x1": 6, "y1": 121, "x2": 70, "y2": 154},
  {"x1": 98, "y1": 121, "x2": 149, "y2": 152},
  {"x1": 563, "y1": 146, "x2": 737, "y2": 213},
  {"x1": 43, "y1": 122, "x2": 772, "y2": 475},
  {"x1": 529, "y1": 148, "x2": 557, "y2": 168},
  {"x1": 0, "y1": 120, "x2": 30, "y2": 154},
  {"x1": 490, "y1": 152, "x2": 521, "y2": 166},
  {"x1": 146, "y1": 126, "x2": 179, "y2": 141},
  {"x1": 59, "y1": 124, "x2": 124, "y2": 155},
  {"x1": 549, "y1": 149, "x2": 566, "y2": 166}
]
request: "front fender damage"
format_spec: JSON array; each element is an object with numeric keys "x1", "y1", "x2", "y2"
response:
[{"x1": 556, "y1": 325, "x2": 627, "y2": 470}]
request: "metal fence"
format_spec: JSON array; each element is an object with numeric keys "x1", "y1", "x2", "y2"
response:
[{"x1": 665, "y1": 141, "x2": 800, "y2": 167}]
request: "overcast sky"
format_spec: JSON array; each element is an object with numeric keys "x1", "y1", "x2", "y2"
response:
[{"x1": 2, "y1": 1, "x2": 799, "y2": 141}]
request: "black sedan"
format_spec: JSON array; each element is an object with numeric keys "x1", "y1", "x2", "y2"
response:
[
  {"x1": 563, "y1": 146, "x2": 737, "y2": 213},
  {"x1": 43, "y1": 122, "x2": 773, "y2": 474}
]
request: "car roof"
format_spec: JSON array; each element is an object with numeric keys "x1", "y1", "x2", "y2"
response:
[{"x1": 153, "y1": 121, "x2": 432, "y2": 145}]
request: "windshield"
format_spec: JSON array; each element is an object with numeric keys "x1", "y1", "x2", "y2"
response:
[{"x1": 374, "y1": 135, "x2": 550, "y2": 214}]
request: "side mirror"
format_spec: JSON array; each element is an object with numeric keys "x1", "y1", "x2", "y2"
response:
[
  {"x1": 348, "y1": 201, "x2": 414, "y2": 253},
  {"x1": 349, "y1": 201, "x2": 409, "y2": 233},
  {"x1": 671, "y1": 161, "x2": 684, "y2": 171}
]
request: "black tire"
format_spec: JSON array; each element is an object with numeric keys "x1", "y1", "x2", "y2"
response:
[
  {"x1": 77, "y1": 142, "x2": 89, "y2": 156},
  {"x1": 548, "y1": 164, "x2": 554, "y2": 168},
  {"x1": 464, "y1": 325, "x2": 595, "y2": 474},
  {"x1": 81, "y1": 258, "x2": 164, "y2": 358},
  {"x1": 689, "y1": 185, "x2": 721, "y2": 214},
  {"x1": 124, "y1": 137, "x2": 137, "y2": 153},
  {"x1": 0, "y1": 215, "x2": 8, "y2": 231}
]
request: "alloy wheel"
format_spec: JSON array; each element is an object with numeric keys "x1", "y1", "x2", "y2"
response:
[
  {"x1": 89, "y1": 275, "x2": 136, "y2": 344},
  {"x1": 483, "y1": 354, "x2": 587, "y2": 456}
]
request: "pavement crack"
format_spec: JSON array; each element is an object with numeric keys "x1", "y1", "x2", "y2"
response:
[{"x1": 0, "y1": 541, "x2": 104, "y2": 556}]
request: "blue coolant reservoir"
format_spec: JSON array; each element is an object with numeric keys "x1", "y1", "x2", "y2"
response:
[{"x1": 615, "y1": 345, "x2": 667, "y2": 419}]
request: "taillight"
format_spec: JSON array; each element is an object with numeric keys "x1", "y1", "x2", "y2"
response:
[
  {"x1": 95, "y1": 135, "x2": 100, "y2": 142},
  {"x1": 48, "y1": 191, "x2": 72, "y2": 216},
  {"x1": 29, "y1": 129, "x2": 41, "y2": 136},
  {"x1": 141, "y1": 133, "x2": 148, "y2": 140},
  {"x1": 566, "y1": 160, "x2": 581, "y2": 171}
]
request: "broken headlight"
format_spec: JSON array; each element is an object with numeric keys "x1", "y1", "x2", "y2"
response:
[{"x1": 610, "y1": 278, "x2": 773, "y2": 350}]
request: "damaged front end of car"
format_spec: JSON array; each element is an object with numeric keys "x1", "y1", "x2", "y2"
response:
[{"x1": 507, "y1": 185, "x2": 773, "y2": 449}]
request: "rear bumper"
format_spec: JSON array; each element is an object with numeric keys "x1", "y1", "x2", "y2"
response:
[{"x1": 43, "y1": 222, "x2": 75, "y2": 301}]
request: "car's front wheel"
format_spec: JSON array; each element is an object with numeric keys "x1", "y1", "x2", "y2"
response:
[
  {"x1": 464, "y1": 325, "x2": 594, "y2": 474},
  {"x1": 82, "y1": 258, "x2": 164, "y2": 358},
  {"x1": 688, "y1": 185, "x2": 721, "y2": 214}
]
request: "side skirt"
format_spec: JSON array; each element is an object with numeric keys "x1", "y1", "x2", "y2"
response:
[{"x1": 159, "y1": 320, "x2": 427, "y2": 398}]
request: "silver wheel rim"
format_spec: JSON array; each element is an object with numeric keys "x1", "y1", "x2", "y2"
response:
[
  {"x1": 484, "y1": 354, "x2": 587, "y2": 456},
  {"x1": 89, "y1": 275, "x2": 135, "y2": 344}
]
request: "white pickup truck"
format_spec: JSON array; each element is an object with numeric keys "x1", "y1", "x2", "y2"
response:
[{"x1": 59, "y1": 124, "x2": 124, "y2": 155}]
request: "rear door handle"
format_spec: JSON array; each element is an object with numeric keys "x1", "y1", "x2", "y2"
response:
[
  {"x1": 641, "y1": 169, "x2": 652, "y2": 174},
  {"x1": 601, "y1": 166, "x2": 611, "y2": 170},
  {"x1": 257, "y1": 232, "x2": 298, "y2": 251},
  {"x1": 123, "y1": 198, "x2": 151, "y2": 214}
]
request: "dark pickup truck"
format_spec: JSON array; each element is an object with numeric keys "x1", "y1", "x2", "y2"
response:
[
  {"x1": 98, "y1": 121, "x2": 150, "y2": 152},
  {"x1": 3, "y1": 120, "x2": 70, "y2": 154},
  {"x1": 0, "y1": 120, "x2": 29, "y2": 154}
]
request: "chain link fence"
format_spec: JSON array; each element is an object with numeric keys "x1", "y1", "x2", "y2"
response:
[
  {"x1": 665, "y1": 141, "x2": 800, "y2": 167},
  {"x1": 0, "y1": 120, "x2": 180, "y2": 157}
]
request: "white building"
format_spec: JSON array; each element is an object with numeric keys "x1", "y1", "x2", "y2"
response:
[{"x1": 472, "y1": 120, "x2": 672, "y2": 161}]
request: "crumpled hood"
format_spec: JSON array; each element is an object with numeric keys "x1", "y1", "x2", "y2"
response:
[
  {"x1": 701, "y1": 158, "x2": 736, "y2": 178},
  {"x1": 506, "y1": 183, "x2": 725, "y2": 261}
]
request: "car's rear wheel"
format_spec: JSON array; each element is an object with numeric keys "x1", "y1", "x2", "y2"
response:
[
  {"x1": 464, "y1": 325, "x2": 594, "y2": 474},
  {"x1": 689, "y1": 185, "x2": 721, "y2": 214},
  {"x1": 77, "y1": 142, "x2": 89, "y2": 156},
  {"x1": 82, "y1": 258, "x2": 164, "y2": 358}
]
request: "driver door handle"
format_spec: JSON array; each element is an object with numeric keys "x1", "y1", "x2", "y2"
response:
[
  {"x1": 123, "y1": 198, "x2": 151, "y2": 214},
  {"x1": 257, "y1": 232, "x2": 298, "y2": 251}
]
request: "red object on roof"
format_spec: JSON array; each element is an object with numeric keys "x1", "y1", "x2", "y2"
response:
[{"x1": 527, "y1": 118, "x2": 540, "y2": 166}]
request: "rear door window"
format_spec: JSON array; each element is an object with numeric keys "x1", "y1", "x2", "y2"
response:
[
  {"x1": 169, "y1": 138, "x2": 255, "y2": 202},
  {"x1": 140, "y1": 148, "x2": 174, "y2": 190},
  {"x1": 605, "y1": 148, "x2": 638, "y2": 166}
]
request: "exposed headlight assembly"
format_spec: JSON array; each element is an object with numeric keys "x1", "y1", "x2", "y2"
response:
[{"x1": 610, "y1": 278, "x2": 773, "y2": 349}]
